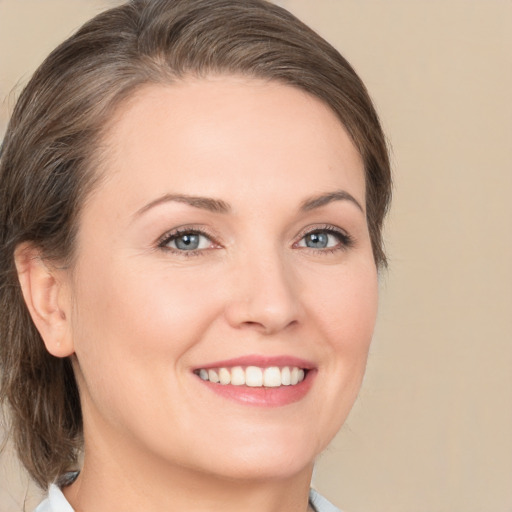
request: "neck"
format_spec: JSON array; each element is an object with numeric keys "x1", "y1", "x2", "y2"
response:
[{"x1": 64, "y1": 424, "x2": 315, "y2": 512}]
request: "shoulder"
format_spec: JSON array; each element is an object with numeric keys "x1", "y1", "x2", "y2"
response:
[
  {"x1": 33, "y1": 485, "x2": 74, "y2": 512},
  {"x1": 309, "y1": 488, "x2": 343, "y2": 512}
]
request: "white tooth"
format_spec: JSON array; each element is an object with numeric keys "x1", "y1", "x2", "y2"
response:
[
  {"x1": 281, "y1": 366, "x2": 291, "y2": 385},
  {"x1": 297, "y1": 369, "x2": 305, "y2": 383},
  {"x1": 219, "y1": 367, "x2": 231, "y2": 385},
  {"x1": 231, "y1": 366, "x2": 245, "y2": 386},
  {"x1": 199, "y1": 369, "x2": 209, "y2": 381},
  {"x1": 208, "y1": 369, "x2": 220, "y2": 383},
  {"x1": 263, "y1": 367, "x2": 282, "y2": 387},
  {"x1": 290, "y1": 367, "x2": 299, "y2": 385},
  {"x1": 245, "y1": 366, "x2": 263, "y2": 387}
]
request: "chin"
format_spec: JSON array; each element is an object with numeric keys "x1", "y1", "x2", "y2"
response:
[
  {"x1": 204, "y1": 452, "x2": 315, "y2": 483},
  {"x1": 177, "y1": 426, "x2": 323, "y2": 483}
]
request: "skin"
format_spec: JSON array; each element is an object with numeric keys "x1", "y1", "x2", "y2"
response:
[{"x1": 17, "y1": 77, "x2": 378, "y2": 512}]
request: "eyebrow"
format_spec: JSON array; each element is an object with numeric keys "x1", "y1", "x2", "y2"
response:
[
  {"x1": 134, "y1": 189, "x2": 363, "y2": 218},
  {"x1": 134, "y1": 193, "x2": 231, "y2": 217},
  {"x1": 300, "y1": 190, "x2": 364, "y2": 213}
]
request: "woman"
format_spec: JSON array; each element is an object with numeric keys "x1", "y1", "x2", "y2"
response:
[{"x1": 0, "y1": 0, "x2": 391, "y2": 511}]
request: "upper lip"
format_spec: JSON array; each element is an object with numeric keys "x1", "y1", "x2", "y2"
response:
[{"x1": 193, "y1": 354, "x2": 315, "y2": 370}]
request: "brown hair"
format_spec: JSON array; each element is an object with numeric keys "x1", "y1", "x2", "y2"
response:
[{"x1": 0, "y1": 0, "x2": 391, "y2": 489}]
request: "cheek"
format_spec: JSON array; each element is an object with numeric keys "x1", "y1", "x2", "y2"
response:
[
  {"x1": 295, "y1": 260, "x2": 378, "y2": 451},
  {"x1": 309, "y1": 261, "x2": 378, "y2": 396},
  {"x1": 77, "y1": 266, "x2": 216, "y2": 339},
  {"x1": 310, "y1": 261, "x2": 378, "y2": 349},
  {"x1": 69, "y1": 257, "x2": 224, "y2": 402}
]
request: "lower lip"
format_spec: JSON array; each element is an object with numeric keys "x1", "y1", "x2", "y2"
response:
[{"x1": 195, "y1": 370, "x2": 316, "y2": 407}]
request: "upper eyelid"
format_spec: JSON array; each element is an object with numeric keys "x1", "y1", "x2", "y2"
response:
[{"x1": 294, "y1": 224, "x2": 350, "y2": 240}]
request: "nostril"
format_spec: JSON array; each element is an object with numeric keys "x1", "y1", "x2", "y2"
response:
[
  {"x1": 242, "y1": 321, "x2": 263, "y2": 328},
  {"x1": 238, "y1": 318, "x2": 298, "y2": 334}
]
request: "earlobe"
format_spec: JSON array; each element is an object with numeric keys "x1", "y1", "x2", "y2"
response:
[{"x1": 14, "y1": 243, "x2": 75, "y2": 358}]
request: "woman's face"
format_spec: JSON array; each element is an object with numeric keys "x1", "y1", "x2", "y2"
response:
[{"x1": 65, "y1": 77, "x2": 378, "y2": 481}]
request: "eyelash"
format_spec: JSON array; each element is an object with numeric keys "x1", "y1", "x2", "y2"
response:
[{"x1": 156, "y1": 224, "x2": 354, "y2": 257}]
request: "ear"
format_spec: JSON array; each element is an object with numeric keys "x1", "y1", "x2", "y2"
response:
[{"x1": 14, "y1": 243, "x2": 75, "y2": 358}]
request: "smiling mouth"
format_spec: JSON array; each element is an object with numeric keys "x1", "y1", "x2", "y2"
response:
[{"x1": 194, "y1": 366, "x2": 307, "y2": 388}]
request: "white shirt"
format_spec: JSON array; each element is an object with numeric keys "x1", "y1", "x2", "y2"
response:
[{"x1": 34, "y1": 485, "x2": 341, "y2": 512}]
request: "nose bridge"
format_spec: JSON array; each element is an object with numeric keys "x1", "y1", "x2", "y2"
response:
[{"x1": 224, "y1": 244, "x2": 301, "y2": 333}]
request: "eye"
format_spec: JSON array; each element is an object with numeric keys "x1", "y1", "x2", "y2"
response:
[
  {"x1": 159, "y1": 230, "x2": 214, "y2": 252},
  {"x1": 299, "y1": 231, "x2": 338, "y2": 249},
  {"x1": 296, "y1": 227, "x2": 353, "y2": 251}
]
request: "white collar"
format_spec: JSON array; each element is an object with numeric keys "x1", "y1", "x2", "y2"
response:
[{"x1": 33, "y1": 484, "x2": 74, "y2": 512}]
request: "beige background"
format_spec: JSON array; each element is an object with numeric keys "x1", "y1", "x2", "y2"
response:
[{"x1": 1, "y1": 1, "x2": 511, "y2": 511}]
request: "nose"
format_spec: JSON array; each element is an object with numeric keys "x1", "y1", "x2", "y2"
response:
[{"x1": 223, "y1": 250, "x2": 302, "y2": 335}]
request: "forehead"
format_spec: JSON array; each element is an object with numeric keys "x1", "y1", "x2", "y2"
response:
[{"x1": 96, "y1": 76, "x2": 365, "y2": 210}]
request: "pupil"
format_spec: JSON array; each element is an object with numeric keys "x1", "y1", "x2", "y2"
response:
[
  {"x1": 176, "y1": 234, "x2": 199, "y2": 250},
  {"x1": 307, "y1": 232, "x2": 327, "y2": 248}
]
